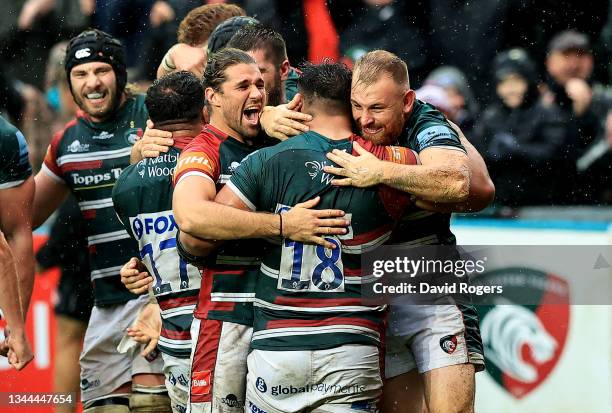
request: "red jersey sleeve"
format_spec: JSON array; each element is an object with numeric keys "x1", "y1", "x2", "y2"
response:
[{"x1": 173, "y1": 131, "x2": 222, "y2": 187}]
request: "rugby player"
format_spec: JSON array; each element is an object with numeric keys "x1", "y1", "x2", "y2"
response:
[
  {"x1": 0, "y1": 115, "x2": 35, "y2": 325},
  {"x1": 137, "y1": 23, "x2": 311, "y2": 161},
  {"x1": 323, "y1": 50, "x2": 492, "y2": 413},
  {"x1": 32, "y1": 29, "x2": 168, "y2": 412},
  {"x1": 196, "y1": 60, "x2": 420, "y2": 413},
  {"x1": 0, "y1": 114, "x2": 34, "y2": 370},
  {"x1": 260, "y1": 50, "x2": 493, "y2": 413},
  {"x1": 170, "y1": 49, "x2": 349, "y2": 413},
  {"x1": 112, "y1": 71, "x2": 206, "y2": 413}
]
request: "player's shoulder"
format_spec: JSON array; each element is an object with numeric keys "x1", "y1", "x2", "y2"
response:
[
  {"x1": 48, "y1": 116, "x2": 83, "y2": 150},
  {"x1": 0, "y1": 116, "x2": 24, "y2": 151},
  {"x1": 182, "y1": 127, "x2": 223, "y2": 155}
]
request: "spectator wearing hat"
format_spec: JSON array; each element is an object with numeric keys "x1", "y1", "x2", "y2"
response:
[
  {"x1": 543, "y1": 30, "x2": 612, "y2": 203},
  {"x1": 475, "y1": 48, "x2": 567, "y2": 206},
  {"x1": 424, "y1": 66, "x2": 480, "y2": 136}
]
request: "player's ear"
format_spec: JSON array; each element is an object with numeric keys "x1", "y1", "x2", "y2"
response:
[
  {"x1": 403, "y1": 89, "x2": 416, "y2": 115},
  {"x1": 205, "y1": 87, "x2": 220, "y2": 108},
  {"x1": 280, "y1": 59, "x2": 290, "y2": 82}
]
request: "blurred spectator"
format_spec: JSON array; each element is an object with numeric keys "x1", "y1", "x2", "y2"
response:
[
  {"x1": 542, "y1": 30, "x2": 612, "y2": 203},
  {"x1": 425, "y1": 66, "x2": 479, "y2": 136},
  {"x1": 138, "y1": 0, "x2": 216, "y2": 80},
  {"x1": 246, "y1": 0, "x2": 339, "y2": 64},
  {"x1": 91, "y1": 0, "x2": 156, "y2": 68},
  {"x1": 339, "y1": 0, "x2": 429, "y2": 84},
  {"x1": 423, "y1": 0, "x2": 533, "y2": 104},
  {"x1": 415, "y1": 84, "x2": 454, "y2": 119},
  {"x1": 36, "y1": 195, "x2": 92, "y2": 413},
  {"x1": 0, "y1": 0, "x2": 89, "y2": 90},
  {"x1": 474, "y1": 48, "x2": 566, "y2": 206}
]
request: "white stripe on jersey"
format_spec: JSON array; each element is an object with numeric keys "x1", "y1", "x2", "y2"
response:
[
  {"x1": 211, "y1": 292, "x2": 256, "y2": 302},
  {"x1": 260, "y1": 263, "x2": 277, "y2": 279},
  {"x1": 56, "y1": 147, "x2": 132, "y2": 166},
  {"x1": 251, "y1": 325, "x2": 381, "y2": 342},
  {"x1": 175, "y1": 171, "x2": 215, "y2": 187},
  {"x1": 225, "y1": 181, "x2": 256, "y2": 211},
  {"x1": 342, "y1": 231, "x2": 392, "y2": 254},
  {"x1": 90, "y1": 265, "x2": 123, "y2": 280},
  {"x1": 253, "y1": 298, "x2": 385, "y2": 313},
  {"x1": 41, "y1": 163, "x2": 64, "y2": 183},
  {"x1": 160, "y1": 305, "x2": 196, "y2": 318},
  {"x1": 79, "y1": 197, "x2": 114, "y2": 211},
  {"x1": 158, "y1": 337, "x2": 192, "y2": 350},
  {"x1": 218, "y1": 174, "x2": 231, "y2": 184},
  {"x1": 393, "y1": 234, "x2": 439, "y2": 246},
  {"x1": 87, "y1": 229, "x2": 130, "y2": 246},
  {"x1": 0, "y1": 179, "x2": 26, "y2": 189}
]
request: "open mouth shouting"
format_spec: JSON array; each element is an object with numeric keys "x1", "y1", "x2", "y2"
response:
[{"x1": 242, "y1": 104, "x2": 262, "y2": 127}]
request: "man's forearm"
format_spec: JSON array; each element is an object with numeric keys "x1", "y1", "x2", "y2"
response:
[
  {"x1": 380, "y1": 162, "x2": 470, "y2": 203},
  {"x1": 176, "y1": 200, "x2": 280, "y2": 240},
  {"x1": 8, "y1": 228, "x2": 34, "y2": 317},
  {"x1": 0, "y1": 240, "x2": 26, "y2": 330}
]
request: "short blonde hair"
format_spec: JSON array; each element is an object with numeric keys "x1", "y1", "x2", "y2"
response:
[{"x1": 353, "y1": 50, "x2": 410, "y2": 88}]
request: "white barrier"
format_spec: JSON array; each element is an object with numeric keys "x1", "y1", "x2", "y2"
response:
[{"x1": 452, "y1": 218, "x2": 612, "y2": 413}]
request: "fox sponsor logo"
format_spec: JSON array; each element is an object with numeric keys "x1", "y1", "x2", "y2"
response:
[
  {"x1": 255, "y1": 377, "x2": 267, "y2": 393},
  {"x1": 92, "y1": 131, "x2": 114, "y2": 140},
  {"x1": 130, "y1": 211, "x2": 177, "y2": 240},
  {"x1": 248, "y1": 401, "x2": 268, "y2": 413},
  {"x1": 190, "y1": 370, "x2": 212, "y2": 396},
  {"x1": 70, "y1": 168, "x2": 122, "y2": 186},
  {"x1": 439, "y1": 335, "x2": 458, "y2": 354},
  {"x1": 67, "y1": 140, "x2": 90, "y2": 153},
  {"x1": 221, "y1": 394, "x2": 244, "y2": 408},
  {"x1": 473, "y1": 267, "x2": 569, "y2": 399}
]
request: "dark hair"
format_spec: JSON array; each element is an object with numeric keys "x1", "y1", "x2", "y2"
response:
[
  {"x1": 145, "y1": 71, "x2": 204, "y2": 124},
  {"x1": 177, "y1": 4, "x2": 245, "y2": 47},
  {"x1": 207, "y1": 16, "x2": 259, "y2": 54},
  {"x1": 226, "y1": 23, "x2": 287, "y2": 67},
  {"x1": 297, "y1": 61, "x2": 352, "y2": 113},
  {"x1": 203, "y1": 48, "x2": 256, "y2": 92}
]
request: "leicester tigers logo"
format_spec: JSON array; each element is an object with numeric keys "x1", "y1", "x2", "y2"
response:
[
  {"x1": 472, "y1": 267, "x2": 569, "y2": 399},
  {"x1": 305, "y1": 161, "x2": 334, "y2": 185}
]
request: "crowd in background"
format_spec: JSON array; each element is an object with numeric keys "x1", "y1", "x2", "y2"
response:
[{"x1": 1, "y1": 0, "x2": 611, "y2": 207}]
